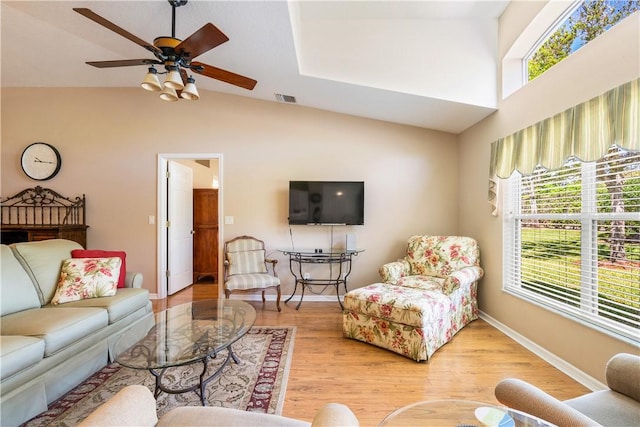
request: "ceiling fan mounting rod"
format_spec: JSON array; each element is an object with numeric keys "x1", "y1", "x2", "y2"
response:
[{"x1": 169, "y1": 0, "x2": 188, "y2": 39}]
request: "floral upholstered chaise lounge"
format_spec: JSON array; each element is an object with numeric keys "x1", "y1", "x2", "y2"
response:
[{"x1": 342, "y1": 235, "x2": 484, "y2": 361}]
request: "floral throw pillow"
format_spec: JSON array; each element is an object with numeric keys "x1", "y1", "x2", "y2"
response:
[
  {"x1": 71, "y1": 249, "x2": 127, "y2": 288},
  {"x1": 52, "y1": 257, "x2": 122, "y2": 305}
]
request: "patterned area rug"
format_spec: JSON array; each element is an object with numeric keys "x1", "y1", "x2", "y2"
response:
[{"x1": 22, "y1": 327, "x2": 296, "y2": 427}]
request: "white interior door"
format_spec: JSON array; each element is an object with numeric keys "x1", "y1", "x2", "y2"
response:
[{"x1": 167, "y1": 161, "x2": 194, "y2": 295}]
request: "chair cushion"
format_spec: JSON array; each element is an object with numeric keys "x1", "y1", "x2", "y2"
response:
[
  {"x1": 226, "y1": 238, "x2": 263, "y2": 252},
  {"x1": 226, "y1": 273, "x2": 280, "y2": 291},
  {"x1": 0, "y1": 307, "x2": 108, "y2": 356},
  {"x1": 343, "y1": 283, "x2": 453, "y2": 326},
  {"x1": 158, "y1": 407, "x2": 309, "y2": 427},
  {"x1": 227, "y1": 250, "x2": 268, "y2": 275},
  {"x1": 565, "y1": 390, "x2": 640, "y2": 427},
  {"x1": 406, "y1": 235, "x2": 479, "y2": 278},
  {"x1": 396, "y1": 275, "x2": 444, "y2": 291},
  {"x1": 0, "y1": 335, "x2": 45, "y2": 378}
]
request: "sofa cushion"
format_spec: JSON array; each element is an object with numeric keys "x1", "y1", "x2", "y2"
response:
[
  {"x1": 343, "y1": 282, "x2": 453, "y2": 326},
  {"x1": 1, "y1": 245, "x2": 42, "y2": 316},
  {"x1": 48, "y1": 288, "x2": 150, "y2": 323},
  {"x1": 71, "y1": 249, "x2": 127, "y2": 288},
  {"x1": 52, "y1": 257, "x2": 121, "y2": 305},
  {"x1": 1, "y1": 307, "x2": 108, "y2": 356},
  {"x1": 11, "y1": 239, "x2": 83, "y2": 305},
  {"x1": 0, "y1": 335, "x2": 45, "y2": 378}
]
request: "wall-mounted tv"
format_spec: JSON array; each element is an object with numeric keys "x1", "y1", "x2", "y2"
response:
[{"x1": 288, "y1": 181, "x2": 364, "y2": 225}]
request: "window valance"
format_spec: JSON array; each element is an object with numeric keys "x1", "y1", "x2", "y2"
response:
[{"x1": 488, "y1": 77, "x2": 639, "y2": 213}]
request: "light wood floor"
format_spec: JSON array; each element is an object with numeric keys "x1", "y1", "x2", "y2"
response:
[{"x1": 154, "y1": 284, "x2": 590, "y2": 426}]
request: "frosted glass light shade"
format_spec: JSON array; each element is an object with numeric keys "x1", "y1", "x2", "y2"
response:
[
  {"x1": 181, "y1": 77, "x2": 199, "y2": 100},
  {"x1": 141, "y1": 68, "x2": 162, "y2": 92},
  {"x1": 164, "y1": 67, "x2": 184, "y2": 90},
  {"x1": 159, "y1": 86, "x2": 179, "y2": 102}
]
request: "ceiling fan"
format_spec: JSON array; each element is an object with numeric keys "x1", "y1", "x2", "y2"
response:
[{"x1": 74, "y1": 0, "x2": 257, "y2": 101}]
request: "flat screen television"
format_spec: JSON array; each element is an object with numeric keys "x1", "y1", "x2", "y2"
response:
[{"x1": 288, "y1": 181, "x2": 364, "y2": 225}]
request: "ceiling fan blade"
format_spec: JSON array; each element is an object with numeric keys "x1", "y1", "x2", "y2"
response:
[
  {"x1": 180, "y1": 68, "x2": 190, "y2": 85},
  {"x1": 86, "y1": 59, "x2": 162, "y2": 68},
  {"x1": 175, "y1": 23, "x2": 229, "y2": 60},
  {"x1": 191, "y1": 62, "x2": 257, "y2": 90},
  {"x1": 73, "y1": 8, "x2": 162, "y2": 55}
]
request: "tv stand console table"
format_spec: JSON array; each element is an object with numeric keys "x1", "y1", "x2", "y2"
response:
[{"x1": 279, "y1": 249, "x2": 364, "y2": 310}]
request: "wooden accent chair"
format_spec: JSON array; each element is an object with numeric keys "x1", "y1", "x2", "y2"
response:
[{"x1": 223, "y1": 235, "x2": 281, "y2": 311}]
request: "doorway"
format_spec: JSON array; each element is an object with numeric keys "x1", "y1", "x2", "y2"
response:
[{"x1": 157, "y1": 153, "x2": 223, "y2": 300}]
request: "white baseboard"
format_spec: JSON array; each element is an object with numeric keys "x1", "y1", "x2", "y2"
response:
[
  {"x1": 479, "y1": 311, "x2": 606, "y2": 391},
  {"x1": 149, "y1": 293, "x2": 340, "y2": 304}
]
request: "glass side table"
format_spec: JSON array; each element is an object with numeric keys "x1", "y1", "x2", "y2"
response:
[{"x1": 279, "y1": 248, "x2": 364, "y2": 310}]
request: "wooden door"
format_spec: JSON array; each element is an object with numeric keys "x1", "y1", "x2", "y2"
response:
[{"x1": 193, "y1": 189, "x2": 219, "y2": 283}]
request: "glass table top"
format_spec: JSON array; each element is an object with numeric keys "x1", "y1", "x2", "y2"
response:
[
  {"x1": 279, "y1": 248, "x2": 364, "y2": 256},
  {"x1": 114, "y1": 299, "x2": 256, "y2": 370},
  {"x1": 378, "y1": 399, "x2": 556, "y2": 427}
]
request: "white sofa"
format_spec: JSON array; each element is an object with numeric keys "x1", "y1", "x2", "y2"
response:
[
  {"x1": 79, "y1": 385, "x2": 360, "y2": 427},
  {"x1": 0, "y1": 239, "x2": 154, "y2": 426}
]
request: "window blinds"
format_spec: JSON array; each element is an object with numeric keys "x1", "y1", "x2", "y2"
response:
[{"x1": 504, "y1": 148, "x2": 640, "y2": 342}]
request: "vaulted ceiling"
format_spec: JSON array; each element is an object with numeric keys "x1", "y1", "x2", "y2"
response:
[{"x1": 1, "y1": 1, "x2": 510, "y2": 133}]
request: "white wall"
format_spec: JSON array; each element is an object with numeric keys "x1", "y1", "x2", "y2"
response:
[
  {"x1": 458, "y1": 6, "x2": 640, "y2": 382},
  {"x1": 1, "y1": 89, "x2": 458, "y2": 303}
]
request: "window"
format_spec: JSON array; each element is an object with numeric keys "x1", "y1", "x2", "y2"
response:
[
  {"x1": 526, "y1": 0, "x2": 640, "y2": 81},
  {"x1": 504, "y1": 147, "x2": 640, "y2": 343}
]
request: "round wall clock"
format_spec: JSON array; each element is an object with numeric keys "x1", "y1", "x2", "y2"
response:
[{"x1": 21, "y1": 142, "x2": 62, "y2": 181}]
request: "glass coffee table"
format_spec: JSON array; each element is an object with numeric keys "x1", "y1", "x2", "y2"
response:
[
  {"x1": 379, "y1": 399, "x2": 556, "y2": 427},
  {"x1": 114, "y1": 299, "x2": 256, "y2": 405}
]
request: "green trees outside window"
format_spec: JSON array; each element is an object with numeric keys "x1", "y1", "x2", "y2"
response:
[{"x1": 528, "y1": 0, "x2": 640, "y2": 81}]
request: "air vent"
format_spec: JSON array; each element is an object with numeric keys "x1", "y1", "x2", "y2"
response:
[{"x1": 275, "y1": 93, "x2": 297, "y2": 103}]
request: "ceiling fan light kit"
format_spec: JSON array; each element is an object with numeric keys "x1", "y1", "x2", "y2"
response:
[
  {"x1": 74, "y1": 0, "x2": 257, "y2": 102},
  {"x1": 164, "y1": 65, "x2": 185, "y2": 91},
  {"x1": 181, "y1": 77, "x2": 200, "y2": 100},
  {"x1": 141, "y1": 67, "x2": 162, "y2": 92},
  {"x1": 160, "y1": 86, "x2": 179, "y2": 102}
]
